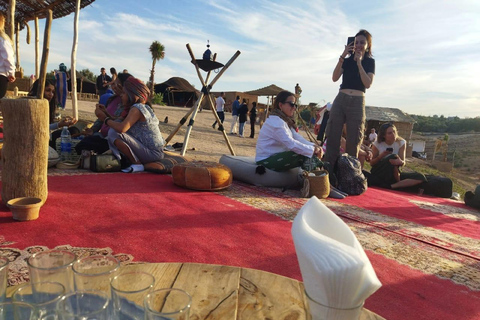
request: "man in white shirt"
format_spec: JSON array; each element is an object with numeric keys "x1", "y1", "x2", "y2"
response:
[
  {"x1": 368, "y1": 128, "x2": 377, "y2": 144},
  {"x1": 212, "y1": 92, "x2": 225, "y2": 130}
]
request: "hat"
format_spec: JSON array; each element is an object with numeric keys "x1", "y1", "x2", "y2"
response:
[
  {"x1": 326, "y1": 102, "x2": 332, "y2": 111},
  {"x1": 123, "y1": 77, "x2": 150, "y2": 103}
]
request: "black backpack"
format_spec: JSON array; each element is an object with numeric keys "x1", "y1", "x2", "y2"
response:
[{"x1": 335, "y1": 154, "x2": 367, "y2": 195}]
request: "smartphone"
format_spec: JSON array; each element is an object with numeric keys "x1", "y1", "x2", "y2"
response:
[
  {"x1": 347, "y1": 36, "x2": 355, "y2": 54},
  {"x1": 386, "y1": 147, "x2": 393, "y2": 152}
]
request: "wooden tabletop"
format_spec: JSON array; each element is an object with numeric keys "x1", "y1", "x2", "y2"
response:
[{"x1": 7, "y1": 262, "x2": 384, "y2": 319}]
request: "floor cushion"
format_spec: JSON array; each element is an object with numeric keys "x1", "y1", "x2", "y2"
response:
[
  {"x1": 144, "y1": 151, "x2": 189, "y2": 174},
  {"x1": 172, "y1": 161, "x2": 232, "y2": 191},
  {"x1": 219, "y1": 155, "x2": 302, "y2": 189}
]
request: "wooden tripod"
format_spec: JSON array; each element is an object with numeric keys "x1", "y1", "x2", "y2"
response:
[{"x1": 165, "y1": 43, "x2": 241, "y2": 156}]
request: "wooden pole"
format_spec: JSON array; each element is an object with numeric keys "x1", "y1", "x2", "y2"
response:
[
  {"x1": 15, "y1": 22, "x2": 20, "y2": 70},
  {"x1": 70, "y1": 0, "x2": 80, "y2": 119},
  {"x1": 35, "y1": 16, "x2": 39, "y2": 78},
  {"x1": 1, "y1": 98, "x2": 49, "y2": 204},
  {"x1": 37, "y1": 9, "x2": 52, "y2": 99},
  {"x1": 8, "y1": 0, "x2": 15, "y2": 42}
]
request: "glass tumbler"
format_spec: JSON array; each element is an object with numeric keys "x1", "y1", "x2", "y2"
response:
[
  {"x1": 56, "y1": 290, "x2": 109, "y2": 320},
  {"x1": 27, "y1": 250, "x2": 76, "y2": 293},
  {"x1": 0, "y1": 301, "x2": 36, "y2": 320},
  {"x1": 12, "y1": 281, "x2": 65, "y2": 319},
  {"x1": 144, "y1": 288, "x2": 191, "y2": 320},
  {"x1": 0, "y1": 257, "x2": 8, "y2": 302},
  {"x1": 110, "y1": 271, "x2": 155, "y2": 319}
]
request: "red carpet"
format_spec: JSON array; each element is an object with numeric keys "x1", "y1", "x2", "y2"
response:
[{"x1": 1, "y1": 172, "x2": 480, "y2": 320}]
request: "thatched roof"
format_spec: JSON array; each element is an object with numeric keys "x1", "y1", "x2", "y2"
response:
[
  {"x1": 245, "y1": 84, "x2": 287, "y2": 96},
  {"x1": 365, "y1": 106, "x2": 414, "y2": 123},
  {"x1": 0, "y1": 0, "x2": 96, "y2": 29},
  {"x1": 154, "y1": 77, "x2": 199, "y2": 95}
]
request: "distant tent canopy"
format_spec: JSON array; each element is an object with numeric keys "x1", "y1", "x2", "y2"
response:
[
  {"x1": 154, "y1": 77, "x2": 199, "y2": 107},
  {"x1": 68, "y1": 71, "x2": 96, "y2": 94},
  {"x1": 245, "y1": 84, "x2": 287, "y2": 97}
]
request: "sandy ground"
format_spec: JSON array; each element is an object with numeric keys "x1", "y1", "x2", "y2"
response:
[{"x1": 64, "y1": 100, "x2": 263, "y2": 162}]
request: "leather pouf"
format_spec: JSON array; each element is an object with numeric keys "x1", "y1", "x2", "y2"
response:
[{"x1": 172, "y1": 161, "x2": 232, "y2": 191}]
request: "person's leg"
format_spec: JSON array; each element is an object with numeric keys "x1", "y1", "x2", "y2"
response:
[
  {"x1": 345, "y1": 96, "x2": 365, "y2": 158},
  {"x1": 230, "y1": 115, "x2": 238, "y2": 134},
  {"x1": 0, "y1": 75, "x2": 8, "y2": 98},
  {"x1": 239, "y1": 122, "x2": 244, "y2": 137},
  {"x1": 250, "y1": 118, "x2": 255, "y2": 138},
  {"x1": 325, "y1": 93, "x2": 346, "y2": 165},
  {"x1": 391, "y1": 179, "x2": 423, "y2": 189}
]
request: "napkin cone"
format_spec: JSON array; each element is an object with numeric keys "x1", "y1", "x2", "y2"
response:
[{"x1": 292, "y1": 196, "x2": 381, "y2": 319}]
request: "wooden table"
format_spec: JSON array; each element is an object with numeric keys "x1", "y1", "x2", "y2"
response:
[{"x1": 7, "y1": 262, "x2": 384, "y2": 319}]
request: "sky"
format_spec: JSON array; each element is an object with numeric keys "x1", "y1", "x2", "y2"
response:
[{"x1": 15, "y1": 0, "x2": 480, "y2": 118}]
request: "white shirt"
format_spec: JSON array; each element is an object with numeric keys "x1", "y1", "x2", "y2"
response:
[
  {"x1": 373, "y1": 139, "x2": 405, "y2": 154},
  {"x1": 0, "y1": 37, "x2": 15, "y2": 77},
  {"x1": 369, "y1": 132, "x2": 377, "y2": 142},
  {"x1": 255, "y1": 115, "x2": 315, "y2": 161},
  {"x1": 215, "y1": 96, "x2": 225, "y2": 112}
]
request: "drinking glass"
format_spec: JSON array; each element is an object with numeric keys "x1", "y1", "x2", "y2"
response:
[
  {"x1": 0, "y1": 301, "x2": 36, "y2": 320},
  {"x1": 144, "y1": 288, "x2": 191, "y2": 320},
  {"x1": 305, "y1": 290, "x2": 364, "y2": 320},
  {"x1": 110, "y1": 271, "x2": 155, "y2": 319},
  {"x1": 0, "y1": 257, "x2": 8, "y2": 302},
  {"x1": 12, "y1": 281, "x2": 65, "y2": 319},
  {"x1": 73, "y1": 255, "x2": 120, "y2": 294},
  {"x1": 27, "y1": 250, "x2": 76, "y2": 293},
  {"x1": 56, "y1": 290, "x2": 109, "y2": 320}
]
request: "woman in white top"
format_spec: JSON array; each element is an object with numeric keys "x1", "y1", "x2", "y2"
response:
[
  {"x1": 255, "y1": 90, "x2": 323, "y2": 171},
  {"x1": 369, "y1": 123, "x2": 426, "y2": 189},
  {"x1": 0, "y1": 13, "x2": 15, "y2": 98}
]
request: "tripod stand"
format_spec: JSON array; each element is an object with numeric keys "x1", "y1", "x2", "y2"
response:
[{"x1": 165, "y1": 43, "x2": 241, "y2": 157}]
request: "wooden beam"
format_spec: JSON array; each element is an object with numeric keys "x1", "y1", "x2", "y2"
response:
[
  {"x1": 15, "y1": 22, "x2": 20, "y2": 69},
  {"x1": 35, "y1": 16, "x2": 39, "y2": 78},
  {"x1": 8, "y1": 0, "x2": 15, "y2": 43},
  {"x1": 37, "y1": 9, "x2": 52, "y2": 99},
  {"x1": 70, "y1": 0, "x2": 80, "y2": 119}
]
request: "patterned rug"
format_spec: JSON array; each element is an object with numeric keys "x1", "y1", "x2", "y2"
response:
[{"x1": 1, "y1": 169, "x2": 479, "y2": 320}]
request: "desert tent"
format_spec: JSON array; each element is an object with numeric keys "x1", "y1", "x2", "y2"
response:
[{"x1": 154, "y1": 77, "x2": 200, "y2": 107}]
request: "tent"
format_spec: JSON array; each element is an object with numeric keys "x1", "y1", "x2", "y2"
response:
[
  {"x1": 245, "y1": 84, "x2": 287, "y2": 120},
  {"x1": 154, "y1": 77, "x2": 200, "y2": 107}
]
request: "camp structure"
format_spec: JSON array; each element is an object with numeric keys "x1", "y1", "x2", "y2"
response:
[
  {"x1": 67, "y1": 71, "x2": 96, "y2": 94},
  {"x1": 245, "y1": 84, "x2": 287, "y2": 123},
  {"x1": 365, "y1": 106, "x2": 415, "y2": 142},
  {"x1": 154, "y1": 77, "x2": 199, "y2": 108}
]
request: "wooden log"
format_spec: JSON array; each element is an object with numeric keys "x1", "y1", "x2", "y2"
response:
[
  {"x1": 38, "y1": 9, "x2": 53, "y2": 100},
  {"x1": 1, "y1": 98, "x2": 49, "y2": 204},
  {"x1": 70, "y1": 0, "x2": 80, "y2": 120},
  {"x1": 15, "y1": 22, "x2": 20, "y2": 69},
  {"x1": 35, "y1": 16, "x2": 39, "y2": 78},
  {"x1": 8, "y1": 0, "x2": 15, "y2": 43}
]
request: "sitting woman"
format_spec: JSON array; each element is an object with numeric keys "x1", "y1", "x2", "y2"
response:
[
  {"x1": 369, "y1": 123, "x2": 426, "y2": 189},
  {"x1": 28, "y1": 79, "x2": 79, "y2": 148},
  {"x1": 95, "y1": 76, "x2": 165, "y2": 173},
  {"x1": 255, "y1": 90, "x2": 323, "y2": 172}
]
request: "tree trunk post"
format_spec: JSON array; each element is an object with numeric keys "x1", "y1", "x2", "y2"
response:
[
  {"x1": 1, "y1": 98, "x2": 49, "y2": 204},
  {"x1": 38, "y1": 9, "x2": 53, "y2": 100},
  {"x1": 70, "y1": 0, "x2": 80, "y2": 120},
  {"x1": 35, "y1": 16, "x2": 39, "y2": 78}
]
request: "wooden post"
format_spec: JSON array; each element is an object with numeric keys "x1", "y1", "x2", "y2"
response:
[
  {"x1": 15, "y1": 22, "x2": 20, "y2": 69},
  {"x1": 70, "y1": 0, "x2": 80, "y2": 119},
  {"x1": 8, "y1": 0, "x2": 15, "y2": 42},
  {"x1": 35, "y1": 16, "x2": 39, "y2": 78},
  {"x1": 1, "y1": 98, "x2": 49, "y2": 204},
  {"x1": 37, "y1": 9, "x2": 52, "y2": 99}
]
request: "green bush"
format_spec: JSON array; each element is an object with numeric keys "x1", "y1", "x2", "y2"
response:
[{"x1": 151, "y1": 93, "x2": 166, "y2": 106}]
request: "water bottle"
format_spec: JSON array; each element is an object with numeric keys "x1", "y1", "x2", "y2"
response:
[{"x1": 60, "y1": 126, "x2": 72, "y2": 161}]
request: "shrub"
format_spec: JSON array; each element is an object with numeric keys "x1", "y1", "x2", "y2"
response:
[{"x1": 151, "y1": 93, "x2": 166, "y2": 106}]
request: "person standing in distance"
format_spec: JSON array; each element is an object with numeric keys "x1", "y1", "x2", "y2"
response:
[
  {"x1": 96, "y1": 67, "x2": 112, "y2": 96},
  {"x1": 230, "y1": 95, "x2": 240, "y2": 135},
  {"x1": 0, "y1": 13, "x2": 15, "y2": 98},
  {"x1": 212, "y1": 92, "x2": 226, "y2": 130},
  {"x1": 325, "y1": 29, "x2": 375, "y2": 166}
]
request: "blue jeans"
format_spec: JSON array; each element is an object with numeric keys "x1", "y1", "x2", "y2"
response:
[{"x1": 239, "y1": 122, "x2": 246, "y2": 137}]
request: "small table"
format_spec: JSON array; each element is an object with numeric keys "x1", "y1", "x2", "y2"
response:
[{"x1": 7, "y1": 262, "x2": 385, "y2": 319}]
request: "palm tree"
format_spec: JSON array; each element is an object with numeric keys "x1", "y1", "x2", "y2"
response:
[{"x1": 149, "y1": 41, "x2": 165, "y2": 96}]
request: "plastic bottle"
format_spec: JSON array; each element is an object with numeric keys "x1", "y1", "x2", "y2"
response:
[{"x1": 60, "y1": 126, "x2": 72, "y2": 161}]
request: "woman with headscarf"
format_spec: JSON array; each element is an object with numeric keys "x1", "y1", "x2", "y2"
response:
[
  {"x1": 0, "y1": 13, "x2": 15, "y2": 98},
  {"x1": 255, "y1": 90, "x2": 323, "y2": 172},
  {"x1": 95, "y1": 76, "x2": 165, "y2": 173}
]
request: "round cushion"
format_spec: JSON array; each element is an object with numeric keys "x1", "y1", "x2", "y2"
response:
[{"x1": 172, "y1": 161, "x2": 232, "y2": 191}]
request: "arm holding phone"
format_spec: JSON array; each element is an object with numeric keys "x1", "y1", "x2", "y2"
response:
[{"x1": 332, "y1": 37, "x2": 355, "y2": 82}]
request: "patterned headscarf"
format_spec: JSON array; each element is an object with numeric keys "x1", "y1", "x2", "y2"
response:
[{"x1": 123, "y1": 77, "x2": 150, "y2": 104}]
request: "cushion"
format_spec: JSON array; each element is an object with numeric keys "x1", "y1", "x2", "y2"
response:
[
  {"x1": 219, "y1": 155, "x2": 302, "y2": 189},
  {"x1": 144, "y1": 151, "x2": 189, "y2": 174},
  {"x1": 172, "y1": 161, "x2": 232, "y2": 191}
]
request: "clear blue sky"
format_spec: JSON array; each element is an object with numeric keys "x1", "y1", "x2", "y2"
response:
[{"x1": 17, "y1": 0, "x2": 480, "y2": 117}]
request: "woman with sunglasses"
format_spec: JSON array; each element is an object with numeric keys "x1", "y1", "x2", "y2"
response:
[
  {"x1": 255, "y1": 90, "x2": 323, "y2": 172},
  {"x1": 369, "y1": 123, "x2": 426, "y2": 189},
  {"x1": 325, "y1": 29, "x2": 375, "y2": 166}
]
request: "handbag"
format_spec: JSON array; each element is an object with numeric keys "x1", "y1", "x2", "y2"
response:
[{"x1": 80, "y1": 150, "x2": 121, "y2": 172}]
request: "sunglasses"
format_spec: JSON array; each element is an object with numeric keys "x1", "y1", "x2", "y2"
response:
[{"x1": 283, "y1": 101, "x2": 298, "y2": 109}]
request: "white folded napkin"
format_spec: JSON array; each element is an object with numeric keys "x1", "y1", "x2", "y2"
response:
[{"x1": 291, "y1": 196, "x2": 381, "y2": 318}]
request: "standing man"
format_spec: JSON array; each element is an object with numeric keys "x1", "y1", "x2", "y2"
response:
[
  {"x1": 295, "y1": 83, "x2": 302, "y2": 99},
  {"x1": 249, "y1": 101, "x2": 257, "y2": 138},
  {"x1": 212, "y1": 92, "x2": 225, "y2": 130},
  {"x1": 368, "y1": 128, "x2": 377, "y2": 144},
  {"x1": 96, "y1": 67, "x2": 111, "y2": 96},
  {"x1": 230, "y1": 95, "x2": 240, "y2": 135}
]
